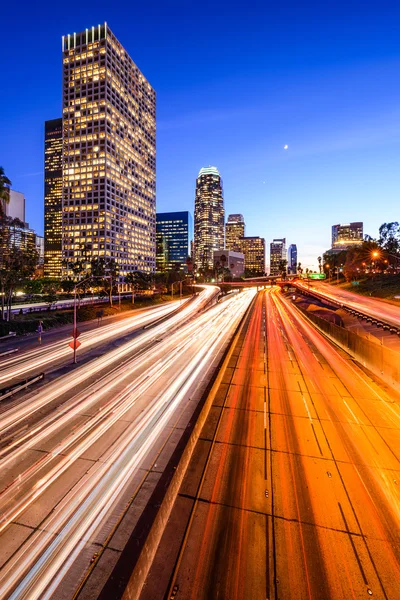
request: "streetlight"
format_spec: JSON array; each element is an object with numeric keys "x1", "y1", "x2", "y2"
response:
[{"x1": 324, "y1": 263, "x2": 330, "y2": 282}]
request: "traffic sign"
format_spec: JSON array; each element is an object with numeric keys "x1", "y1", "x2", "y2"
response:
[
  {"x1": 69, "y1": 339, "x2": 81, "y2": 350},
  {"x1": 71, "y1": 328, "x2": 81, "y2": 338}
]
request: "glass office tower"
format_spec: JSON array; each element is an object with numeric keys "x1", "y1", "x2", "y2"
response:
[{"x1": 156, "y1": 211, "x2": 193, "y2": 271}]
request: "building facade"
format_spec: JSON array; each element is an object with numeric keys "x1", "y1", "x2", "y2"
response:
[
  {"x1": 0, "y1": 222, "x2": 37, "y2": 268},
  {"x1": 194, "y1": 166, "x2": 224, "y2": 270},
  {"x1": 156, "y1": 211, "x2": 193, "y2": 272},
  {"x1": 241, "y1": 236, "x2": 265, "y2": 275},
  {"x1": 213, "y1": 249, "x2": 245, "y2": 278},
  {"x1": 225, "y1": 214, "x2": 245, "y2": 253},
  {"x1": 331, "y1": 222, "x2": 363, "y2": 249},
  {"x1": 44, "y1": 118, "x2": 63, "y2": 278},
  {"x1": 2, "y1": 190, "x2": 26, "y2": 224},
  {"x1": 61, "y1": 23, "x2": 156, "y2": 279},
  {"x1": 270, "y1": 238, "x2": 286, "y2": 276},
  {"x1": 287, "y1": 243, "x2": 297, "y2": 274}
]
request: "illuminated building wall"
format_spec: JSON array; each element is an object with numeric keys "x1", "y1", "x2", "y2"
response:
[
  {"x1": 332, "y1": 222, "x2": 363, "y2": 249},
  {"x1": 194, "y1": 166, "x2": 224, "y2": 269},
  {"x1": 61, "y1": 23, "x2": 156, "y2": 278},
  {"x1": 0, "y1": 224, "x2": 36, "y2": 268},
  {"x1": 44, "y1": 118, "x2": 63, "y2": 277},
  {"x1": 241, "y1": 236, "x2": 265, "y2": 275},
  {"x1": 287, "y1": 243, "x2": 297, "y2": 274},
  {"x1": 156, "y1": 211, "x2": 193, "y2": 272},
  {"x1": 270, "y1": 238, "x2": 286, "y2": 275},
  {"x1": 225, "y1": 214, "x2": 245, "y2": 252}
]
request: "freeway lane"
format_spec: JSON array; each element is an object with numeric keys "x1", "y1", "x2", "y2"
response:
[
  {"x1": 0, "y1": 287, "x2": 255, "y2": 599},
  {"x1": 0, "y1": 300, "x2": 184, "y2": 386},
  {"x1": 296, "y1": 280, "x2": 400, "y2": 328},
  {"x1": 143, "y1": 288, "x2": 400, "y2": 600}
]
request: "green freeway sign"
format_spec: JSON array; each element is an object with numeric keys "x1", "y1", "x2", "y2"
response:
[{"x1": 306, "y1": 273, "x2": 326, "y2": 280}]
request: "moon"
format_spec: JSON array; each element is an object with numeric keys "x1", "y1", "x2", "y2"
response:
[{"x1": 284, "y1": 144, "x2": 289, "y2": 150}]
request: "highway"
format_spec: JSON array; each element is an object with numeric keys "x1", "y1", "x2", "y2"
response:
[
  {"x1": 0, "y1": 286, "x2": 256, "y2": 599},
  {"x1": 144, "y1": 287, "x2": 400, "y2": 600},
  {"x1": 296, "y1": 280, "x2": 400, "y2": 328},
  {"x1": 0, "y1": 300, "x2": 183, "y2": 386}
]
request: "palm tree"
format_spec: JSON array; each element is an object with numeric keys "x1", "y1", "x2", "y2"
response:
[
  {"x1": 0, "y1": 167, "x2": 12, "y2": 217},
  {"x1": 317, "y1": 256, "x2": 322, "y2": 273}
]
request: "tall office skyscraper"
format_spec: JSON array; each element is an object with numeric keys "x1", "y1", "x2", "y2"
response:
[
  {"x1": 270, "y1": 238, "x2": 286, "y2": 275},
  {"x1": 62, "y1": 23, "x2": 156, "y2": 278},
  {"x1": 241, "y1": 236, "x2": 265, "y2": 275},
  {"x1": 225, "y1": 214, "x2": 245, "y2": 252},
  {"x1": 44, "y1": 118, "x2": 63, "y2": 278},
  {"x1": 194, "y1": 166, "x2": 224, "y2": 270},
  {"x1": 287, "y1": 243, "x2": 297, "y2": 274},
  {"x1": 156, "y1": 211, "x2": 193, "y2": 272}
]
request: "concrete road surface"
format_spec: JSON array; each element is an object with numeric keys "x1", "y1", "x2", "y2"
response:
[
  {"x1": 298, "y1": 280, "x2": 400, "y2": 328},
  {"x1": 142, "y1": 288, "x2": 400, "y2": 600}
]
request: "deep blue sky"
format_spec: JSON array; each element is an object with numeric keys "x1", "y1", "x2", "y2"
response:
[{"x1": 1, "y1": 1, "x2": 400, "y2": 269}]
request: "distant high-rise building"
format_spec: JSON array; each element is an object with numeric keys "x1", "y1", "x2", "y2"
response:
[
  {"x1": 0, "y1": 222, "x2": 36, "y2": 269},
  {"x1": 213, "y1": 249, "x2": 245, "y2": 278},
  {"x1": 225, "y1": 214, "x2": 245, "y2": 252},
  {"x1": 36, "y1": 235, "x2": 45, "y2": 266},
  {"x1": 270, "y1": 238, "x2": 286, "y2": 276},
  {"x1": 156, "y1": 211, "x2": 193, "y2": 272},
  {"x1": 331, "y1": 222, "x2": 363, "y2": 249},
  {"x1": 287, "y1": 244, "x2": 297, "y2": 274},
  {"x1": 194, "y1": 166, "x2": 224, "y2": 269},
  {"x1": 44, "y1": 118, "x2": 63, "y2": 278},
  {"x1": 1, "y1": 189, "x2": 26, "y2": 224},
  {"x1": 62, "y1": 23, "x2": 156, "y2": 279},
  {"x1": 241, "y1": 236, "x2": 265, "y2": 275}
]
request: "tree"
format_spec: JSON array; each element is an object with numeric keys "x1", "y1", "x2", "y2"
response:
[
  {"x1": 89, "y1": 257, "x2": 119, "y2": 305},
  {"x1": 317, "y1": 256, "x2": 322, "y2": 273},
  {"x1": 297, "y1": 262, "x2": 303, "y2": 274},
  {"x1": 379, "y1": 222, "x2": 400, "y2": 259},
  {"x1": 0, "y1": 216, "x2": 38, "y2": 320},
  {"x1": 125, "y1": 271, "x2": 152, "y2": 303},
  {"x1": 43, "y1": 280, "x2": 61, "y2": 309},
  {"x1": 278, "y1": 259, "x2": 288, "y2": 279},
  {"x1": 0, "y1": 167, "x2": 11, "y2": 217}
]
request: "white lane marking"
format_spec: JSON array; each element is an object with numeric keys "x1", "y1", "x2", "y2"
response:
[
  {"x1": 343, "y1": 399, "x2": 360, "y2": 425},
  {"x1": 302, "y1": 395, "x2": 313, "y2": 423}
]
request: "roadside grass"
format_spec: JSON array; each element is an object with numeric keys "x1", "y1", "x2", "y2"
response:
[{"x1": 339, "y1": 274, "x2": 400, "y2": 300}]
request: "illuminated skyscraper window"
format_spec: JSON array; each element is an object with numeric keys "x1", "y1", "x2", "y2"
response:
[
  {"x1": 270, "y1": 238, "x2": 286, "y2": 276},
  {"x1": 44, "y1": 118, "x2": 63, "y2": 278},
  {"x1": 225, "y1": 214, "x2": 245, "y2": 253},
  {"x1": 194, "y1": 166, "x2": 224, "y2": 269},
  {"x1": 61, "y1": 23, "x2": 156, "y2": 278},
  {"x1": 241, "y1": 236, "x2": 266, "y2": 275},
  {"x1": 332, "y1": 222, "x2": 363, "y2": 249},
  {"x1": 156, "y1": 211, "x2": 193, "y2": 271},
  {"x1": 287, "y1": 244, "x2": 297, "y2": 274}
]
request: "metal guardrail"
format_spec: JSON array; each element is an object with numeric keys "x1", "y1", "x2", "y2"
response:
[
  {"x1": 0, "y1": 348, "x2": 19, "y2": 358},
  {"x1": 293, "y1": 283, "x2": 400, "y2": 335},
  {"x1": 0, "y1": 373, "x2": 45, "y2": 401},
  {"x1": 0, "y1": 332, "x2": 17, "y2": 342}
]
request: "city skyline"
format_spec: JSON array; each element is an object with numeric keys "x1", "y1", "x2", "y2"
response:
[{"x1": 2, "y1": 4, "x2": 400, "y2": 270}]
